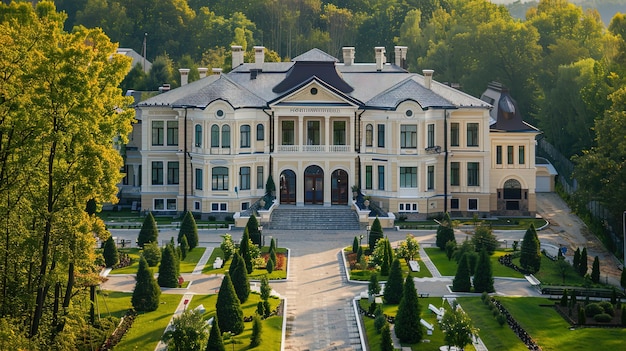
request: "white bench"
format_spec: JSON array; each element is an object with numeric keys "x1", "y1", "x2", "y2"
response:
[
  {"x1": 421, "y1": 318, "x2": 434, "y2": 335},
  {"x1": 213, "y1": 257, "x2": 223, "y2": 269},
  {"x1": 429, "y1": 304, "x2": 445, "y2": 320},
  {"x1": 409, "y1": 260, "x2": 420, "y2": 272}
]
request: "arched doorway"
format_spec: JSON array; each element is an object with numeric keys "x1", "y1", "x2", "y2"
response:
[
  {"x1": 304, "y1": 165, "x2": 324, "y2": 204},
  {"x1": 331, "y1": 169, "x2": 348, "y2": 204},
  {"x1": 280, "y1": 170, "x2": 296, "y2": 204},
  {"x1": 503, "y1": 179, "x2": 522, "y2": 210}
]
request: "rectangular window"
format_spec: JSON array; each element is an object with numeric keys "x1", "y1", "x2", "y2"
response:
[
  {"x1": 194, "y1": 201, "x2": 201, "y2": 211},
  {"x1": 519, "y1": 145, "x2": 525, "y2": 164},
  {"x1": 467, "y1": 162, "x2": 480, "y2": 186},
  {"x1": 378, "y1": 165, "x2": 385, "y2": 190},
  {"x1": 399, "y1": 167, "x2": 417, "y2": 188},
  {"x1": 167, "y1": 121, "x2": 178, "y2": 146},
  {"x1": 240, "y1": 125, "x2": 250, "y2": 148},
  {"x1": 450, "y1": 123, "x2": 459, "y2": 147},
  {"x1": 195, "y1": 125, "x2": 202, "y2": 147},
  {"x1": 257, "y1": 166, "x2": 264, "y2": 189},
  {"x1": 365, "y1": 165, "x2": 373, "y2": 190},
  {"x1": 256, "y1": 124, "x2": 264, "y2": 141},
  {"x1": 450, "y1": 198, "x2": 459, "y2": 209},
  {"x1": 469, "y1": 198, "x2": 478, "y2": 211},
  {"x1": 151, "y1": 161, "x2": 163, "y2": 185},
  {"x1": 400, "y1": 125, "x2": 417, "y2": 148},
  {"x1": 427, "y1": 124, "x2": 435, "y2": 148},
  {"x1": 241, "y1": 202, "x2": 249, "y2": 211},
  {"x1": 333, "y1": 121, "x2": 346, "y2": 145},
  {"x1": 211, "y1": 125, "x2": 219, "y2": 147},
  {"x1": 496, "y1": 145, "x2": 502, "y2": 165},
  {"x1": 282, "y1": 121, "x2": 294, "y2": 145},
  {"x1": 154, "y1": 199, "x2": 164, "y2": 210},
  {"x1": 211, "y1": 203, "x2": 228, "y2": 212},
  {"x1": 221, "y1": 126, "x2": 230, "y2": 148},
  {"x1": 212, "y1": 167, "x2": 229, "y2": 190},
  {"x1": 450, "y1": 162, "x2": 460, "y2": 186},
  {"x1": 167, "y1": 161, "x2": 179, "y2": 185},
  {"x1": 377, "y1": 124, "x2": 385, "y2": 147},
  {"x1": 152, "y1": 121, "x2": 164, "y2": 146},
  {"x1": 427, "y1": 165, "x2": 434, "y2": 190},
  {"x1": 507, "y1": 145, "x2": 514, "y2": 164},
  {"x1": 467, "y1": 123, "x2": 479, "y2": 146},
  {"x1": 166, "y1": 199, "x2": 177, "y2": 210},
  {"x1": 195, "y1": 168, "x2": 203, "y2": 190},
  {"x1": 240, "y1": 166, "x2": 250, "y2": 190},
  {"x1": 307, "y1": 121, "x2": 320, "y2": 145}
]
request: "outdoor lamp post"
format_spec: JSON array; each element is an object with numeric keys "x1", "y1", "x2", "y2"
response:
[
  {"x1": 359, "y1": 234, "x2": 363, "y2": 247},
  {"x1": 366, "y1": 225, "x2": 371, "y2": 247},
  {"x1": 258, "y1": 225, "x2": 263, "y2": 246}
]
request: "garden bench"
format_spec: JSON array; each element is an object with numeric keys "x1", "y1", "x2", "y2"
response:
[
  {"x1": 409, "y1": 260, "x2": 420, "y2": 272},
  {"x1": 428, "y1": 304, "x2": 444, "y2": 320},
  {"x1": 421, "y1": 319, "x2": 434, "y2": 335},
  {"x1": 213, "y1": 257, "x2": 223, "y2": 269}
]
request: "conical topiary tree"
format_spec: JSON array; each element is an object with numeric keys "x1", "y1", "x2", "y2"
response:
[
  {"x1": 353, "y1": 236, "x2": 359, "y2": 253},
  {"x1": 246, "y1": 215, "x2": 262, "y2": 246},
  {"x1": 206, "y1": 315, "x2": 225, "y2": 351},
  {"x1": 178, "y1": 211, "x2": 199, "y2": 250},
  {"x1": 132, "y1": 255, "x2": 161, "y2": 311},
  {"x1": 621, "y1": 268, "x2": 626, "y2": 291},
  {"x1": 436, "y1": 212, "x2": 456, "y2": 250},
  {"x1": 249, "y1": 314, "x2": 262, "y2": 347},
  {"x1": 383, "y1": 258, "x2": 403, "y2": 304},
  {"x1": 179, "y1": 234, "x2": 189, "y2": 260},
  {"x1": 380, "y1": 321, "x2": 394, "y2": 351},
  {"x1": 368, "y1": 273, "x2": 381, "y2": 297},
  {"x1": 260, "y1": 275, "x2": 272, "y2": 301},
  {"x1": 103, "y1": 236, "x2": 119, "y2": 268},
  {"x1": 579, "y1": 247, "x2": 588, "y2": 277},
  {"x1": 231, "y1": 253, "x2": 250, "y2": 303},
  {"x1": 573, "y1": 247, "x2": 581, "y2": 272},
  {"x1": 143, "y1": 241, "x2": 162, "y2": 267},
  {"x1": 520, "y1": 224, "x2": 541, "y2": 273},
  {"x1": 269, "y1": 237, "x2": 276, "y2": 253},
  {"x1": 240, "y1": 227, "x2": 253, "y2": 274},
  {"x1": 229, "y1": 253, "x2": 241, "y2": 277},
  {"x1": 137, "y1": 212, "x2": 159, "y2": 247},
  {"x1": 369, "y1": 217, "x2": 384, "y2": 252},
  {"x1": 265, "y1": 174, "x2": 276, "y2": 197},
  {"x1": 266, "y1": 257, "x2": 275, "y2": 273},
  {"x1": 591, "y1": 256, "x2": 600, "y2": 283},
  {"x1": 216, "y1": 274, "x2": 244, "y2": 335},
  {"x1": 380, "y1": 239, "x2": 390, "y2": 276},
  {"x1": 473, "y1": 248, "x2": 494, "y2": 293},
  {"x1": 452, "y1": 253, "x2": 471, "y2": 292},
  {"x1": 158, "y1": 244, "x2": 180, "y2": 288},
  {"x1": 394, "y1": 275, "x2": 423, "y2": 344}
]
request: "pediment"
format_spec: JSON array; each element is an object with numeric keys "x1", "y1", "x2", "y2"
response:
[{"x1": 270, "y1": 79, "x2": 360, "y2": 108}]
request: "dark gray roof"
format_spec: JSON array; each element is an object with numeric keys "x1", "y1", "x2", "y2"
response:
[
  {"x1": 293, "y1": 48, "x2": 338, "y2": 62},
  {"x1": 366, "y1": 78, "x2": 455, "y2": 110}
]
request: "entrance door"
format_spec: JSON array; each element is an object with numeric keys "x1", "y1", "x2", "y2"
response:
[
  {"x1": 304, "y1": 165, "x2": 323, "y2": 204},
  {"x1": 280, "y1": 170, "x2": 296, "y2": 204},
  {"x1": 331, "y1": 169, "x2": 348, "y2": 204}
]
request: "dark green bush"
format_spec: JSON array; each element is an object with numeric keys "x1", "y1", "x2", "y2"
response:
[
  {"x1": 496, "y1": 313, "x2": 506, "y2": 327},
  {"x1": 599, "y1": 301, "x2": 614, "y2": 316},
  {"x1": 142, "y1": 242, "x2": 161, "y2": 267},
  {"x1": 593, "y1": 313, "x2": 612, "y2": 323},
  {"x1": 585, "y1": 303, "x2": 604, "y2": 317}
]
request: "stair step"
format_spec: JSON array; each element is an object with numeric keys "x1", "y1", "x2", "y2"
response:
[{"x1": 268, "y1": 206, "x2": 361, "y2": 230}]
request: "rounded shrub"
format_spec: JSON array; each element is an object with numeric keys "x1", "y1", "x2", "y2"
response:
[
  {"x1": 584, "y1": 303, "x2": 604, "y2": 317},
  {"x1": 496, "y1": 313, "x2": 507, "y2": 327},
  {"x1": 593, "y1": 313, "x2": 612, "y2": 323},
  {"x1": 143, "y1": 242, "x2": 161, "y2": 267},
  {"x1": 374, "y1": 313, "x2": 387, "y2": 333},
  {"x1": 599, "y1": 301, "x2": 614, "y2": 316}
]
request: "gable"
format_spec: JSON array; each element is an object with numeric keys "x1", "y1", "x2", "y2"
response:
[{"x1": 269, "y1": 79, "x2": 360, "y2": 108}]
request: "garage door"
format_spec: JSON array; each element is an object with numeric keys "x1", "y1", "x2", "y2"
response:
[{"x1": 536, "y1": 176, "x2": 551, "y2": 192}]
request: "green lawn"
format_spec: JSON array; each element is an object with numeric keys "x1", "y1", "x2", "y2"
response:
[
  {"x1": 514, "y1": 255, "x2": 586, "y2": 286},
  {"x1": 110, "y1": 246, "x2": 205, "y2": 275},
  {"x1": 96, "y1": 291, "x2": 133, "y2": 319},
  {"x1": 347, "y1": 247, "x2": 433, "y2": 281},
  {"x1": 180, "y1": 247, "x2": 206, "y2": 273},
  {"x1": 424, "y1": 248, "x2": 523, "y2": 278},
  {"x1": 396, "y1": 218, "x2": 547, "y2": 230},
  {"x1": 203, "y1": 247, "x2": 288, "y2": 280},
  {"x1": 114, "y1": 293, "x2": 183, "y2": 351}
]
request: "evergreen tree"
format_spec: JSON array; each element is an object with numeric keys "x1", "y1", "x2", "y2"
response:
[
  {"x1": 240, "y1": 227, "x2": 253, "y2": 274},
  {"x1": 257, "y1": 301, "x2": 265, "y2": 317},
  {"x1": 231, "y1": 253, "x2": 250, "y2": 303},
  {"x1": 385, "y1": 239, "x2": 394, "y2": 267},
  {"x1": 179, "y1": 234, "x2": 189, "y2": 260},
  {"x1": 269, "y1": 237, "x2": 276, "y2": 253},
  {"x1": 452, "y1": 253, "x2": 472, "y2": 292},
  {"x1": 216, "y1": 274, "x2": 244, "y2": 335},
  {"x1": 380, "y1": 239, "x2": 390, "y2": 276},
  {"x1": 132, "y1": 256, "x2": 161, "y2": 312},
  {"x1": 369, "y1": 217, "x2": 384, "y2": 252},
  {"x1": 158, "y1": 244, "x2": 180, "y2": 288},
  {"x1": 380, "y1": 321, "x2": 394, "y2": 351},
  {"x1": 520, "y1": 224, "x2": 541, "y2": 273},
  {"x1": 591, "y1": 256, "x2": 600, "y2": 283},
  {"x1": 383, "y1": 258, "x2": 404, "y2": 304},
  {"x1": 394, "y1": 275, "x2": 423, "y2": 343},
  {"x1": 260, "y1": 275, "x2": 272, "y2": 301},
  {"x1": 560, "y1": 290, "x2": 569, "y2": 307},
  {"x1": 573, "y1": 247, "x2": 581, "y2": 271},
  {"x1": 471, "y1": 225, "x2": 498, "y2": 255},
  {"x1": 356, "y1": 246, "x2": 364, "y2": 263},
  {"x1": 138, "y1": 212, "x2": 159, "y2": 247},
  {"x1": 578, "y1": 307, "x2": 586, "y2": 325},
  {"x1": 266, "y1": 257, "x2": 275, "y2": 273},
  {"x1": 246, "y1": 214, "x2": 261, "y2": 246},
  {"x1": 353, "y1": 236, "x2": 359, "y2": 253},
  {"x1": 621, "y1": 268, "x2": 626, "y2": 291},
  {"x1": 269, "y1": 247, "x2": 277, "y2": 266},
  {"x1": 206, "y1": 315, "x2": 225, "y2": 351},
  {"x1": 103, "y1": 236, "x2": 119, "y2": 268},
  {"x1": 229, "y1": 253, "x2": 241, "y2": 277},
  {"x1": 445, "y1": 240, "x2": 456, "y2": 261},
  {"x1": 473, "y1": 248, "x2": 495, "y2": 293},
  {"x1": 265, "y1": 174, "x2": 276, "y2": 197},
  {"x1": 249, "y1": 314, "x2": 262, "y2": 347},
  {"x1": 579, "y1": 247, "x2": 588, "y2": 276},
  {"x1": 143, "y1": 241, "x2": 162, "y2": 267},
  {"x1": 170, "y1": 237, "x2": 181, "y2": 277},
  {"x1": 436, "y1": 212, "x2": 456, "y2": 250},
  {"x1": 368, "y1": 273, "x2": 381, "y2": 297},
  {"x1": 179, "y1": 211, "x2": 199, "y2": 250}
]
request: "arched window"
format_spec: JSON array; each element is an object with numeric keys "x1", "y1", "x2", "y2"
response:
[
  {"x1": 240, "y1": 125, "x2": 250, "y2": 148},
  {"x1": 194, "y1": 124, "x2": 202, "y2": 147},
  {"x1": 222, "y1": 125, "x2": 231, "y2": 148},
  {"x1": 211, "y1": 125, "x2": 219, "y2": 147},
  {"x1": 365, "y1": 124, "x2": 373, "y2": 147},
  {"x1": 256, "y1": 124, "x2": 264, "y2": 141}
]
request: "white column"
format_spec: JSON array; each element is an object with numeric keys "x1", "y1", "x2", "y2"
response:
[
  {"x1": 274, "y1": 115, "x2": 280, "y2": 152},
  {"x1": 298, "y1": 115, "x2": 304, "y2": 149},
  {"x1": 325, "y1": 116, "x2": 331, "y2": 150},
  {"x1": 349, "y1": 115, "x2": 355, "y2": 152}
]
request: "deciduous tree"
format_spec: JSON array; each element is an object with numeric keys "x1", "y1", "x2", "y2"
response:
[
  {"x1": 471, "y1": 225, "x2": 498, "y2": 255},
  {"x1": 439, "y1": 303, "x2": 478, "y2": 350},
  {"x1": 162, "y1": 309, "x2": 207, "y2": 351}
]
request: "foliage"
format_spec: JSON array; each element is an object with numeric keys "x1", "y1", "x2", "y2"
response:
[
  {"x1": 260, "y1": 275, "x2": 272, "y2": 301},
  {"x1": 220, "y1": 234, "x2": 235, "y2": 262},
  {"x1": 250, "y1": 314, "x2": 262, "y2": 347},
  {"x1": 161, "y1": 309, "x2": 207, "y2": 351},
  {"x1": 591, "y1": 256, "x2": 600, "y2": 283},
  {"x1": 560, "y1": 290, "x2": 569, "y2": 307},
  {"x1": 578, "y1": 306, "x2": 586, "y2": 325},
  {"x1": 368, "y1": 273, "x2": 381, "y2": 297},
  {"x1": 132, "y1": 256, "x2": 161, "y2": 311},
  {"x1": 394, "y1": 275, "x2": 423, "y2": 344},
  {"x1": 621, "y1": 268, "x2": 626, "y2": 290},
  {"x1": 240, "y1": 227, "x2": 253, "y2": 274},
  {"x1": 452, "y1": 253, "x2": 472, "y2": 292},
  {"x1": 380, "y1": 321, "x2": 393, "y2": 351},
  {"x1": 216, "y1": 274, "x2": 244, "y2": 335},
  {"x1": 579, "y1": 247, "x2": 588, "y2": 276},
  {"x1": 206, "y1": 316, "x2": 225, "y2": 351},
  {"x1": 246, "y1": 215, "x2": 261, "y2": 246},
  {"x1": 158, "y1": 244, "x2": 180, "y2": 288},
  {"x1": 369, "y1": 217, "x2": 384, "y2": 252},
  {"x1": 103, "y1": 236, "x2": 119, "y2": 268},
  {"x1": 356, "y1": 246, "x2": 364, "y2": 264},
  {"x1": 179, "y1": 234, "x2": 189, "y2": 260},
  {"x1": 230, "y1": 253, "x2": 250, "y2": 303},
  {"x1": 593, "y1": 313, "x2": 612, "y2": 322},
  {"x1": 143, "y1": 241, "x2": 162, "y2": 267},
  {"x1": 369, "y1": 238, "x2": 387, "y2": 268},
  {"x1": 520, "y1": 224, "x2": 541, "y2": 273},
  {"x1": 471, "y1": 224, "x2": 498, "y2": 255},
  {"x1": 439, "y1": 304, "x2": 478, "y2": 350},
  {"x1": 573, "y1": 247, "x2": 581, "y2": 271},
  {"x1": 265, "y1": 174, "x2": 276, "y2": 196},
  {"x1": 445, "y1": 240, "x2": 456, "y2": 261},
  {"x1": 436, "y1": 212, "x2": 456, "y2": 250},
  {"x1": 396, "y1": 234, "x2": 420, "y2": 260},
  {"x1": 138, "y1": 212, "x2": 159, "y2": 247},
  {"x1": 179, "y1": 211, "x2": 199, "y2": 250},
  {"x1": 266, "y1": 257, "x2": 275, "y2": 273},
  {"x1": 383, "y1": 259, "x2": 404, "y2": 304},
  {"x1": 473, "y1": 249, "x2": 495, "y2": 293},
  {"x1": 353, "y1": 236, "x2": 359, "y2": 254}
]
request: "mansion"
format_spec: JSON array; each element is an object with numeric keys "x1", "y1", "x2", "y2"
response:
[{"x1": 121, "y1": 45, "x2": 546, "y2": 222}]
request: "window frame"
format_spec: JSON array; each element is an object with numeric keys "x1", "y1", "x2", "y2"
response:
[
  {"x1": 400, "y1": 124, "x2": 417, "y2": 149},
  {"x1": 467, "y1": 123, "x2": 479, "y2": 147},
  {"x1": 399, "y1": 167, "x2": 417, "y2": 188},
  {"x1": 194, "y1": 124, "x2": 202, "y2": 147},
  {"x1": 152, "y1": 121, "x2": 164, "y2": 146},
  {"x1": 221, "y1": 125, "x2": 230, "y2": 148},
  {"x1": 365, "y1": 124, "x2": 373, "y2": 147},
  {"x1": 212, "y1": 166, "x2": 229, "y2": 191},
  {"x1": 167, "y1": 161, "x2": 179, "y2": 185},
  {"x1": 195, "y1": 168, "x2": 203, "y2": 190},
  {"x1": 450, "y1": 162, "x2": 460, "y2": 186},
  {"x1": 257, "y1": 166, "x2": 264, "y2": 189},
  {"x1": 427, "y1": 165, "x2": 435, "y2": 190},
  {"x1": 333, "y1": 120, "x2": 346, "y2": 145},
  {"x1": 256, "y1": 124, "x2": 264, "y2": 141},
  {"x1": 240, "y1": 166, "x2": 250, "y2": 190},
  {"x1": 507, "y1": 145, "x2": 514, "y2": 164},
  {"x1": 377, "y1": 124, "x2": 385, "y2": 148},
  {"x1": 151, "y1": 161, "x2": 163, "y2": 185},
  {"x1": 450, "y1": 123, "x2": 459, "y2": 147},
  {"x1": 496, "y1": 145, "x2": 502, "y2": 165},
  {"x1": 377, "y1": 165, "x2": 385, "y2": 190},
  {"x1": 427, "y1": 123, "x2": 435, "y2": 148},
  {"x1": 365, "y1": 165, "x2": 373, "y2": 190},
  {"x1": 467, "y1": 162, "x2": 480, "y2": 186},
  {"x1": 166, "y1": 121, "x2": 178, "y2": 146},
  {"x1": 519, "y1": 145, "x2": 525, "y2": 164},
  {"x1": 211, "y1": 125, "x2": 220, "y2": 147},
  {"x1": 240, "y1": 125, "x2": 251, "y2": 148}
]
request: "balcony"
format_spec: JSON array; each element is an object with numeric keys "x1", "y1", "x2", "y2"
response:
[{"x1": 276, "y1": 144, "x2": 352, "y2": 153}]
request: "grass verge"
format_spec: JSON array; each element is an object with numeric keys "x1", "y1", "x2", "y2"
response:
[
  {"x1": 203, "y1": 247, "x2": 288, "y2": 280},
  {"x1": 424, "y1": 248, "x2": 523, "y2": 278}
]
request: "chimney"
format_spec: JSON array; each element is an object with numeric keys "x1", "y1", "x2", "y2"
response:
[
  {"x1": 423, "y1": 69, "x2": 434, "y2": 89},
  {"x1": 342, "y1": 47, "x2": 355, "y2": 65},
  {"x1": 231, "y1": 45, "x2": 244, "y2": 69},
  {"x1": 212, "y1": 68, "x2": 223, "y2": 75},
  {"x1": 179, "y1": 68, "x2": 190, "y2": 86},
  {"x1": 198, "y1": 67, "x2": 208, "y2": 78},
  {"x1": 394, "y1": 46, "x2": 407, "y2": 68},
  {"x1": 254, "y1": 46, "x2": 265, "y2": 66},
  {"x1": 375, "y1": 46, "x2": 386, "y2": 71}
]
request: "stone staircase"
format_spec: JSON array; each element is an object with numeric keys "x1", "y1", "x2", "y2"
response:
[{"x1": 268, "y1": 205, "x2": 362, "y2": 230}]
